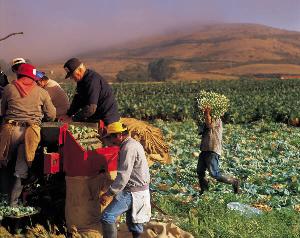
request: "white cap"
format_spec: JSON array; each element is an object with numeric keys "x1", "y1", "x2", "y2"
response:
[{"x1": 11, "y1": 58, "x2": 26, "y2": 67}]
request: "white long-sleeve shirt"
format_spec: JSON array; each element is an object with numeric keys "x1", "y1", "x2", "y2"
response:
[{"x1": 107, "y1": 137, "x2": 150, "y2": 196}]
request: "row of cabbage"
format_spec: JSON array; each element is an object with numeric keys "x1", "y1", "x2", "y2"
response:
[
  {"x1": 150, "y1": 119, "x2": 300, "y2": 210},
  {"x1": 63, "y1": 78, "x2": 300, "y2": 123}
]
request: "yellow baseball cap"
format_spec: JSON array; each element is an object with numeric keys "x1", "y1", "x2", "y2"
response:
[{"x1": 106, "y1": 121, "x2": 127, "y2": 135}]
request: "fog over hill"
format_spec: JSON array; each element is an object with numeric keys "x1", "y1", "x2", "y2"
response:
[
  {"x1": 80, "y1": 23, "x2": 300, "y2": 63},
  {"x1": 36, "y1": 23, "x2": 300, "y2": 82},
  {"x1": 2, "y1": 0, "x2": 300, "y2": 66}
]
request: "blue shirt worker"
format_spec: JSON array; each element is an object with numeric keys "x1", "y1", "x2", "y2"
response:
[
  {"x1": 62, "y1": 58, "x2": 120, "y2": 126},
  {"x1": 100, "y1": 122, "x2": 151, "y2": 238}
]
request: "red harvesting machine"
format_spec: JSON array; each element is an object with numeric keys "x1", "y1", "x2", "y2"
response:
[
  {"x1": 11, "y1": 122, "x2": 120, "y2": 229},
  {"x1": 41, "y1": 122, "x2": 119, "y2": 176}
]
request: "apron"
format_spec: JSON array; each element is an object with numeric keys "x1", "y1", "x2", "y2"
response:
[{"x1": 131, "y1": 189, "x2": 151, "y2": 223}]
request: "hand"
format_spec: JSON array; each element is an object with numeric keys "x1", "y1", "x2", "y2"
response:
[
  {"x1": 203, "y1": 106, "x2": 211, "y2": 115},
  {"x1": 203, "y1": 106, "x2": 213, "y2": 127},
  {"x1": 58, "y1": 115, "x2": 72, "y2": 123},
  {"x1": 100, "y1": 193, "x2": 113, "y2": 206},
  {"x1": 0, "y1": 159, "x2": 8, "y2": 168}
]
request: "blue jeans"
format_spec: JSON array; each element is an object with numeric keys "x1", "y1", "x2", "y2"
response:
[
  {"x1": 101, "y1": 190, "x2": 143, "y2": 233},
  {"x1": 197, "y1": 151, "x2": 234, "y2": 192},
  {"x1": 197, "y1": 151, "x2": 222, "y2": 180}
]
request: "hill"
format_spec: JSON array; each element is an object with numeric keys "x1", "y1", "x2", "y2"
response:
[{"x1": 40, "y1": 23, "x2": 300, "y2": 82}]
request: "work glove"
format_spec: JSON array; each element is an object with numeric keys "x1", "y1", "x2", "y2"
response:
[{"x1": 100, "y1": 193, "x2": 113, "y2": 206}]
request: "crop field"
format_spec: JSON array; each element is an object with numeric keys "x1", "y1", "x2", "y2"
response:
[
  {"x1": 152, "y1": 120, "x2": 300, "y2": 208},
  {"x1": 151, "y1": 120, "x2": 300, "y2": 237},
  {"x1": 0, "y1": 79, "x2": 299, "y2": 237},
  {"x1": 62, "y1": 79, "x2": 300, "y2": 237},
  {"x1": 63, "y1": 78, "x2": 300, "y2": 123},
  {"x1": 113, "y1": 78, "x2": 300, "y2": 123}
]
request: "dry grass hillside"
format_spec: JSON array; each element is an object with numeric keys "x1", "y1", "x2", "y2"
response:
[{"x1": 40, "y1": 23, "x2": 300, "y2": 82}]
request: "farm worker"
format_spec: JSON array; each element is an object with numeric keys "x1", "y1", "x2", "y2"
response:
[
  {"x1": 100, "y1": 121, "x2": 151, "y2": 238},
  {"x1": 197, "y1": 106, "x2": 240, "y2": 195},
  {"x1": 0, "y1": 67, "x2": 9, "y2": 92},
  {"x1": 0, "y1": 63, "x2": 56, "y2": 206},
  {"x1": 0, "y1": 67, "x2": 9, "y2": 101},
  {"x1": 0, "y1": 66, "x2": 9, "y2": 165},
  {"x1": 61, "y1": 57, "x2": 120, "y2": 127},
  {"x1": 35, "y1": 71, "x2": 70, "y2": 118},
  {"x1": 11, "y1": 57, "x2": 26, "y2": 74}
]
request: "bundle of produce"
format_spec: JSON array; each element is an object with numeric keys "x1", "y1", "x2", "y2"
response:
[
  {"x1": 78, "y1": 138, "x2": 102, "y2": 151},
  {"x1": 120, "y1": 117, "x2": 172, "y2": 166},
  {"x1": 194, "y1": 90, "x2": 229, "y2": 125},
  {"x1": 68, "y1": 125, "x2": 99, "y2": 139},
  {"x1": 68, "y1": 125, "x2": 102, "y2": 150},
  {"x1": 0, "y1": 195, "x2": 39, "y2": 218}
]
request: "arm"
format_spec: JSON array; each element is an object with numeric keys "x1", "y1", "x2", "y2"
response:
[
  {"x1": 72, "y1": 104, "x2": 97, "y2": 121},
  {"x1": 203, "y1": 106, "x2": 214, "y2": 129},
  {"x1": 100, "y1": 146, "x2": 135, "y2": 205},
  {"x1": 105, "y1": 146, "x2": 135, "y2": 196},
  {"x1": 72, "y1": 77, "x2": 100, "y2": 120},
  {"x1": 67, "y1": 93, "x2": 83, "y2": 117},
  {"x1": 42, "y1": 92, "x2": 56, "y2": 121},
  {"x1": 56, "y1": 87, "x2": 70, "y2": 116}
]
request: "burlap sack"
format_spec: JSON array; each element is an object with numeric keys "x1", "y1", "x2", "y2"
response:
[
  {"x1": 65, "y1": 172, "x2": 118, "y2": 237},
  {"x1": 120, "y1": 118, "x2": 172, "y2": 166},
  {"x1": 118, "y1": 222, "x2": 194, "y2": 238},
  {"x1": 65, "y1": 175, "x2": 103, "y2": 236},
  {"x1": 99, "y1": 171, "x2": 117, "y2": 212}
]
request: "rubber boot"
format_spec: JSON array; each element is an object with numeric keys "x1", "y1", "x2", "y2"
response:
[
  {"x1": 102, "y1": 222, "x2": 117, "y2": 238},
  {"x1": 132, "y1": 232, "x2": 142, "y2": 238},
  {"x1": 9, "y1": 177, "x2": 23, "y2": 207},
  {"x1": 217, "y1": 176, "x2": 241, "y2": 194},
  {"x1": 232, "y1": 179, "x2": 241, "y2": 194},
  {"x1": 199, "y1": 178, "x2": 209, "y2": 195}
]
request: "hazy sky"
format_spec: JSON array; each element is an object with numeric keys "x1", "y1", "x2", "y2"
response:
[{"x1": 1, "y1": 0, "x2": 300, "y2": 65}]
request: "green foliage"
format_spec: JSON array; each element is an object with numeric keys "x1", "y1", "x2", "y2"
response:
[
  {"x1": 61, "y1": 78, "x2": 300, "y2": 124},
  {"x1": 148, "y1": 58, "x2": 175, "y2": 81},
  {"x1": 151, "y1": 120, "x2": 300, "y2": 207},
  {"x1": 114, "y1": 79, "x2": 300, "y2": 123},
  {"x1": 116, "y1": 64, "x2": 149, "y2": 82},
  {"x1": 150, "y1": 120, "x2": 300, "y2": 237},
  {"x1": 153, "y1": 195, "x2": 300, "y2": 238},
  {"x1": 0, "y1": 195, "x2": 39, "y2": 218},
  {"x1": 60, "y1": 81, "x2": 76, "y2": 101}
]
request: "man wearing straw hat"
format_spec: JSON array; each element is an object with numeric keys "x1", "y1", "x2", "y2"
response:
[{"x1": 100, "y1": 121, "x2": 151, "y2": 238}]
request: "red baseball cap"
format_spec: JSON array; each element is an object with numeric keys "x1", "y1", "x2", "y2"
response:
[{"x1": 17, "y1": 63, "x2": 37, "y2": 80}]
